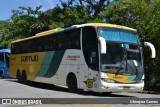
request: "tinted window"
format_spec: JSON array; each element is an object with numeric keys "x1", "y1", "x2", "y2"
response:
[
  {"x1": 0, "y1": 53, "x2": 4, "y2": 62},
  {"x1": 11, "y1": 28, "x2": 81, "y2": 54},
  {"x1": 82, "y1": 27, "x2": 99, "y2": 70}
]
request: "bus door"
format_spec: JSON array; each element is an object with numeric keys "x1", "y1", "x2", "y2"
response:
[{"x1": 81, "y1": 27, "x2": 99, "y2": 90}]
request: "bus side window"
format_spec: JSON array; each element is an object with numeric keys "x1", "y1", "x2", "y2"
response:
[{"x1": 64, "y1": 29, "x2": 81, "y2": 49}]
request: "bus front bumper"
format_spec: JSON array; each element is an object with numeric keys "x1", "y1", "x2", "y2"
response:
[{"x1": 99, "y1": 80, "x2": 144, "y2": 92}]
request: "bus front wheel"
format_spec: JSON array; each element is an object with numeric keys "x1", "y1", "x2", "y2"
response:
[{"x1": 67, "y1": 73, "x2": 78, "y2": 93}]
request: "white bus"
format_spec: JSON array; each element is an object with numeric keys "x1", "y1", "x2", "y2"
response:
[{"x1": 10, "y1": 23, "x2": 156, "y2": 93}]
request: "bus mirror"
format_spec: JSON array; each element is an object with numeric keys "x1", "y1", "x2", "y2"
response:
[
  {"x1": 98, "y1": 37, "x2": 106, "y2": 54},
  {"x1": 144, "y1": 42, "x2": 156, "y2": 58}
]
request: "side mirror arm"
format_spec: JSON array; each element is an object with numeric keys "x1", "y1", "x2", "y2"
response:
[
  {"x1": 98, "y1": 37, "x2": 106, "y2": 54},
  {"x1": 144, "y1": 42, "x2": 156, "y2": 58}
]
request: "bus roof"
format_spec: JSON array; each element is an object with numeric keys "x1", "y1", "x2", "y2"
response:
[
  {"x1": 91, "y1": 23, "x2": 137, "y2": 32},
  {"x1": 12, "y1": 23, "x2": 137, "y2": 44},
  {"x1": 73, "y1": 23, "x2": 137, "y2": 32},
  {"x1": 0, "y1": 49, "x2": 10, "y2": 53}
]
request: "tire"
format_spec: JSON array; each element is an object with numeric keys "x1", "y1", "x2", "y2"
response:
[
  {"x1": 0, "y1": 71, "x2": 4, "y2": 78},
  {"x1": 16, "y1": 71, "x2": 22, "y2": 83},
  {"x1": 67, "y1": 74, "x2": 78, "y2": 93},
  {"x1": 21, "y1": 71, "x2": 27, "y2": 84},
  {"x1": 103, "y1": 92, "x2": 112, "y2": 95}
]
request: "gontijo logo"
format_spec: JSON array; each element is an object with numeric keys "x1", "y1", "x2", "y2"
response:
[{"x1": 21, "y1": 55, "x2": 38, "y2": 62}]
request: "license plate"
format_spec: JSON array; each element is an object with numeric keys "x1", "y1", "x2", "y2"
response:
[{"x1": 123, "y1": 86, "x2": 130, "y2": 90}]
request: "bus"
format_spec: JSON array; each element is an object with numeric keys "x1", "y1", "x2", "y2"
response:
[
  {"x1": 0, "y1": 49, "x2": 10, "y2": 78},
  {"x1": 10, "y1": 23, "x2": 156, "y2": 93}
]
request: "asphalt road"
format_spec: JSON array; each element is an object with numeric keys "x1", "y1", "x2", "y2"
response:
[{"x1": 0, "y1": 78, "x2": 160, "y2": 107}]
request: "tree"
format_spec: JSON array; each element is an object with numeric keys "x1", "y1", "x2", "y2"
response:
[
  {"x1": 44, "y1": 0, "x2": 110, "y2": 29},
  {"x1": 0, "y1": 6, "x2": 48, "y2": 48},
  {"x1": 11, "y1": 6, "x2": 47, "y2": 37},
  {"x1": 44, "y1": 0, "x2": 91, "y2": 28},
  {"x1": 0, "y1": 20, "x2": 10, "y2": 41},
  {"x1": 0, "y1": 20, "x2": 12, "y2": 48}
]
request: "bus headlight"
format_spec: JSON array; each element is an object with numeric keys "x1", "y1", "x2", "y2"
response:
[{"x1": 101, "y1": 78, "x2": 115, "y2": 83}]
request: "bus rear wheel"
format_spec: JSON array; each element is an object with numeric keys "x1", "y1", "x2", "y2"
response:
[
  {"x1": 67, "y1": 74, "x2": 78, "y2": 93},
  {"x1": 21, "y1": 71, "x2": 27, "y2": 84}
]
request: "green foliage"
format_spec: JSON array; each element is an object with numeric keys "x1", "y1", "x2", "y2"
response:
[
  {"x1": 0, "y1": 20, "x2": 10, "y2": 41},
  {"x1": 44, "y1": 3, "x2": 90, "y2": 28},
  {"x1": 0, "y1": 6, "x2": 49, "y2": 48}
]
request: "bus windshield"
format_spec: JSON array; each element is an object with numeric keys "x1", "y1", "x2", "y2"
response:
[
  {"x1": 98, "y1": 27, "x2": 143, "y2": 75},
  {"x1": 98, "y1": 27, "x2": 139, "y2": 44}
]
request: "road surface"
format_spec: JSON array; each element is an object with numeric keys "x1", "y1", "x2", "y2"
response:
[{"x1": 0, "y1": 78, "x2": 159, "y2": 107}]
